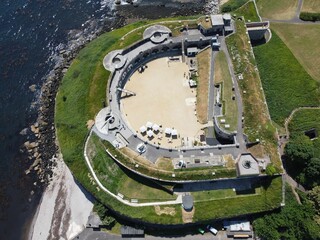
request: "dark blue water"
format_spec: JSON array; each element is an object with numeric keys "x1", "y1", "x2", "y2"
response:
[{"x1": 0, "y1": 1, "x2": 115, "y2": 239}]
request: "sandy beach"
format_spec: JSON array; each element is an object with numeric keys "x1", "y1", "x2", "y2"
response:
[{"x1": 28, "y1": 156, "x2": 93, "y2": 240}]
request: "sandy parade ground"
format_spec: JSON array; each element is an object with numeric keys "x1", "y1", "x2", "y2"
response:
[
  {"x1": 28, "y1": 156, "x2": 93, "y2": 240},
  {"x1": 121, "y1": 57, "x2": 205, "y2": 148}
]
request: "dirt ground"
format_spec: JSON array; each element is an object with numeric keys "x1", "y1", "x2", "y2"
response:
[{"x1": 121, "y1": 57, "x2": 205, "y2": 148}]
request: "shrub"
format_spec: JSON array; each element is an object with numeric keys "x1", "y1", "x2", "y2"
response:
[
  {"x1": 265, "y1": 163, "x2": 277, "y2": 176},
  {"x1": 300, "y1": 12, "x2": 320, "y2": 22}
]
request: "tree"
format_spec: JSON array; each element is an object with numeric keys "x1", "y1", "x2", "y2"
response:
[
  {"x1": 285, "y1": 134, "x2": 314, "y2": 164},
  {"x1": 265, "y1": 163, "x2": 277, "y2": 176},
  {"x1": 305, "y1": 158, "x2": 320, "y2": 187},
  {"x1": 308, "y1": 186, "x2": 320, "y2": 225},
  {"x1": 94, "y1": 202, "x2": 116, "y2": 228},
  {"x1": 254, "y1": 186, "x2": 320, "y2": 240}
]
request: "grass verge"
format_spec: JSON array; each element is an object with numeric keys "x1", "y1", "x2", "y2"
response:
[
  {"x1": 253, "y1": 30, "x2": 320, "y2": 125},
  {"x1": 214, "y1": 51, "x2": 238, "y2": 132},
  {"x1": 196, "y1": 48, "x2": 211, "y2": 124}
]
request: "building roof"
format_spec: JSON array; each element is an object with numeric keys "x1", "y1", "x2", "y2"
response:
[
  {"x1": 223, "y1": 13, "x2": 232, "y2": 21},
  {"x1": 210, "y1": 14, "x2": 224, "y2": 26},
  {"x1": 237, "y1": 153, "x2": 260, "y2": 176},
  {"x1": 182, "y1": 195, "x2": 194, "y2": 210},
  {"x1": 121, "y1": 226, "x2": 144, "y2": 236},
  {"x1": 187, "y1": 47, "x2": 198, "y2": 54}
]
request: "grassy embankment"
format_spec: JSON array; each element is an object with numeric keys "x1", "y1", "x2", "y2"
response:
[
  {"x1": 103, "y1": 140, "x2": 237, "y2": 181},
  {"x1": 253, "y1": 31, "x2": 320, "y2": 126},
  {"x1": 288, "y1": 109, "x2": 320, "y2": 158},
  {"x1": 256, "y1": 0, "x2": 298, "y2": 20},
  {"x1": 233, "y1": 0, "x2": 260, "y2": 22},
  {"x1": 193, "y1": 176, "x2": 282, "y2": 221},
  {"x1": 225, "y1": 19, "x2": 281, "y2": 170},
  {"x1": 214, "y1": 51, "x2": 238, "y2": 132},
  {"x1": 196, "y1": 48, "x2": 211, "y2": 124},
  {"x1": 271, "y1": 23, "x2": 320, "y2": 82},
  {"x1": 221, "y1": 0, "x2": 250, "y2": 13},
  {"x1": 89, "y1": 133, "x2": 176, "y2": 202}
]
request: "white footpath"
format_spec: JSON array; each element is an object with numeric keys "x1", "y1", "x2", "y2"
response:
[{"x1": 29, "y1": 156, "x2": 93, "y2": 240}]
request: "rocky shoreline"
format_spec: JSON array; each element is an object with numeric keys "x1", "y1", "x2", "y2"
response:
[{"x1": 22, "y1": 14, "x2": 126, "y2": 187}]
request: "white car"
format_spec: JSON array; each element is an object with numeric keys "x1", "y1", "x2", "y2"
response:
[
  {"x1": 207, "y1": 225, "x2": 218, "y2": 235},
  {"x1": 136, "y1": 143, "x2": 146, "y2": 154}
]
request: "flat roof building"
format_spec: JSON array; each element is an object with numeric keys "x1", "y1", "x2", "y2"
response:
[{"x1": 237, "y1": 153, "x2": 260, "y2": 177}]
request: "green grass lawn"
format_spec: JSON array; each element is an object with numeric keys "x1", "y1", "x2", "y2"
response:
[
  {"x1": 192, "y1": 187, "x2": 261, "y2": 201},
  {"x1": 214, "y1": 51, "x2": 238, "y2": 132},
  {"x1": 271, "y1": 23, "x2": 320, "y2": 82},
  {"x1": 253, "y1": 30, "x2": 320, "y2": 126},
  {"x1": 233, "y1": 0, "x2": 260, "y2": 22},
  {"x1": 256, "y1": 0, "x2": 298, "y2": 20},
  {"x1": 302, "y1": 0, "x2": 320, "y2": 13},
  {"x1": 193, "y1": 176, "x2": 282, "y2": 221},
  {"x1": 90, "y1": 133, "x2": 176, "y2": 202},
  {"x1": 288, "y1": 109, "x2": 320, "y2": 157}
]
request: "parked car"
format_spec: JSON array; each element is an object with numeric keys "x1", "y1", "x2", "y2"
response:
[
  {"x1": 207, "y1": 225, "x2": 218, "y2": 235},
  {"x1": 198, "y1": 228, "x2": 205, "y2": 235}
]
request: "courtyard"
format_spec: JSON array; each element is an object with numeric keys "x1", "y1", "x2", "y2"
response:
[{"x1": 121, "y1": 57, "x2": 205, "y2": 148}]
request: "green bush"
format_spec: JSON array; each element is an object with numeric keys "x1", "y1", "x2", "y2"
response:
[
  {"x1": 221, "y1": 0, "x2": 249, "y2": 13},
  {"x1": 265, "y1": 164, "x2": 277, "y2": 176},
  {"x1": 300, "y1": 12, "x2": 320, "y2": 22}
]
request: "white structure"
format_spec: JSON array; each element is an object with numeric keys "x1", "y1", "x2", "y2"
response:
[
  {"x1": 147, "y1": 130, "x2": 153, "y2": 138},
  {"x1": 165, "y1": 128, "x2": 172, "y2": 135},
  {"x1": 140, "y1": 125, "x2": 147, "y2": 133},
  {"x1": 152, "y1": 124, "x2": 160, "y2": 132},
  {"x1": 146, "y1": 121, "x2": 153, "y2": 129}
]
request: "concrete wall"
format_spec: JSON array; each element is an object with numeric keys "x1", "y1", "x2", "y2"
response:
[{"x1": 213, "y1": 117, "x2": 235, "y2": 143}]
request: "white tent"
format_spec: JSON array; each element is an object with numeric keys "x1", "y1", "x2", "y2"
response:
[
  {"x1": 165, "y1": 128, "x2": 172, "y2": 135},
  {"x1": 140, "y1": 125, "x2": 147, "y2": 133},
  {"x1": 146, "y1": 121, "x2": 153, "y2": 129},
  {"x1": 152, "y1": 124, "x2": 160, "y2": 132},
  {"x1": 171, "y1": 129, "x2": 178, "y2": 136},
  {"x1": 147, "y1": 130, "x2": 153, "y2": 138}
]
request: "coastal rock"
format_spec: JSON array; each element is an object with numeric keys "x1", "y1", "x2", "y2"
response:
[
  {"x1": 20, "y1": 128, "x2": 28, "y2": 135},
  {"x1": 31, "y1": 125, "x2": 39, "y2": 134},
  {"x1": 29, "y1": 84, "x2": 37, "y2": 92},
  {"x1": 24, "y1": 141, "x2": 37, "y2": 150}
]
